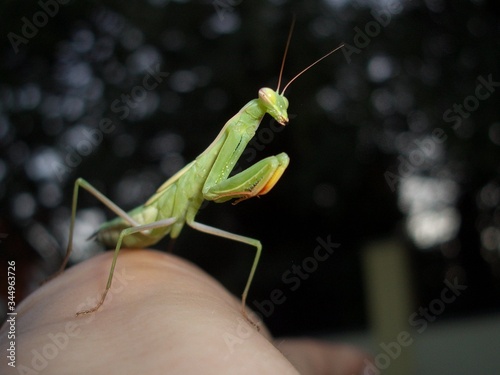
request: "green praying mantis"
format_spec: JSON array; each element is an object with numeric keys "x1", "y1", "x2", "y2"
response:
[{"x1": 54, "y1": 22, "x2": 344, "y2": 323}]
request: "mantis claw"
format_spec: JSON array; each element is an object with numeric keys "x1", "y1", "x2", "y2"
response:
[
  {"x1": 75, "y1": 289, "x2": 109, "y2": 317},
  {"x1": 242, "y1": 308, "x2": 261, "y2": 331}
]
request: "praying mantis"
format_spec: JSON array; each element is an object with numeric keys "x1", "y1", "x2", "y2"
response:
[{"x1": 55, "y1": 22, "x2": 344, "y2": 323}]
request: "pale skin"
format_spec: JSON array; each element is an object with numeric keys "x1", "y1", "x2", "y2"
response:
[{"x1": 0, "y1": 249, "x2": 371, "y2": 375}]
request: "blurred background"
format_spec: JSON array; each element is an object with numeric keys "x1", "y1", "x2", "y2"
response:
[{"x1": 1, "y1": 0, "x2": 499, "y2": 373}]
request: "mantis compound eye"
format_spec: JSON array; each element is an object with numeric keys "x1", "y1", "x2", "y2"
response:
[{"x1": 258, "y1": 87, "x2": 277, "y2": 105}]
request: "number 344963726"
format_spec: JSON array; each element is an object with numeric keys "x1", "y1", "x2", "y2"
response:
[{"x1": 7, "y1": 261, "x2": 15, "y2": 312}]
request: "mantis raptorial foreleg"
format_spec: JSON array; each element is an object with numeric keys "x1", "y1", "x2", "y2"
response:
[{"x1": 204, "y1": 153, "x2": 290, "y2": 203}]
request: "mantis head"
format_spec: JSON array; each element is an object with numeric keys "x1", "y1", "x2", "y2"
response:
[
  {"x1": 257, "y1": 20, "x2": 344, "y2": 128},
  {"x1": 258, "y1": 87, "x2": 289, "y2": 126}
]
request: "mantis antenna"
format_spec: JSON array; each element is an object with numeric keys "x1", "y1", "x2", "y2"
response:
[
  {"x1": 276, "y1": 17, "x2": 296, "y2": 93},
  {"x1": 281, "y1": 43, "x2": 345, "y2": 96},
  {"x1": 275, "y1": 18, "x2": 345, "y2": 96}
]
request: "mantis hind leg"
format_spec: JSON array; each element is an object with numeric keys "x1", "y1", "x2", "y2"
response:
[
  {"x1": 46, "y1": 178, "x2": 141, "y2": 282},
  {"x1": 76, "y1": 218, "x2": 177, "y2": 316},
  {"x1": 187, "y1": 220, "x2": 262, "y2": 329}
]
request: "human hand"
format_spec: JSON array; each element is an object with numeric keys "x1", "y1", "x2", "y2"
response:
[{"x1": 1, "y1": 249, "x2": 370, "y2": 374}]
